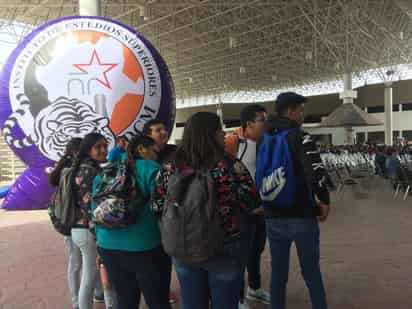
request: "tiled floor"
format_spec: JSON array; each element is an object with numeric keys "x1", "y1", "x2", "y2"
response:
[{"x1": 1, "y1": 177, "x2": 412, "y2": 308}]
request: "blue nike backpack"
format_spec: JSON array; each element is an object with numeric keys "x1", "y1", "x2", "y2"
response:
[{"x1": 256, "y1": 129, "x2": 298, "y2": 208}]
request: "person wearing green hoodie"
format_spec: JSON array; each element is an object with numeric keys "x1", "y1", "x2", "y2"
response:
[{"x1": 92, "y1": 135, "x2": 171, "y2": 309}]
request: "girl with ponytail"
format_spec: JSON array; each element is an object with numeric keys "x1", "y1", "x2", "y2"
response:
[
  {"x1": 93, "y1": 134, "x2": 171, "y2": 309},
  {"x1": 49, "y1": 137, "x2": 82, "y2": 187},
  {"x1": 49, "y1": 138, "x2": 84, "y2": 309}
]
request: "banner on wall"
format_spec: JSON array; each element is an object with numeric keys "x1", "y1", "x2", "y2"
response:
[{"x1": 0, "y1": 16, "x2": 175, "y2": 210}]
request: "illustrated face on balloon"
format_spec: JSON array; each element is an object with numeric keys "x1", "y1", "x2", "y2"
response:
[{"x1": 0, "y1": 17, "x2": 175, "y2": 210}]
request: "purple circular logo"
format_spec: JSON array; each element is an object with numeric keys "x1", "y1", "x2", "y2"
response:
[
  {"x1": 0, "y1": 16, "x2": 175, "y2": 210},
  {"x1": 0, "y1": 16, "x2": 175, "y2": 166}
]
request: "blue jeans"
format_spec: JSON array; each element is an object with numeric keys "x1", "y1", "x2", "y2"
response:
[
  {"x1": 65, "y1": 235, "x2": 116, "y2": 308},
  {"x1": 64, "y1": 236, "x2": 82, "y2": 307},
  {"x1": 71, "y1": 229, "x2": 99, "y2": 309},
  {"x1": 266, "y1": 218, "x2": 327, "y2": 309},
  {"x1": 173, "y1": 240, "x2": 243, "y2": 309}
]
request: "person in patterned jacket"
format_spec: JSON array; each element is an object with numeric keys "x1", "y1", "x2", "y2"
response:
[
  {"x1": 70, "y1": 133, "x2": 108, "y2": 309},
  {"x1": 152, "y1": 112, "x2": 262, "y2": 309},
  {"x1": 225, "y1": 105, "x2": 270, "y2": 309}
]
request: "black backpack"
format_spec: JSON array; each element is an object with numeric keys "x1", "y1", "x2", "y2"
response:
[
  {"x1": 48, "y1": 167, "x2": 79, "y2": 235},
  {"x1": 159, "y1": 167, "x2": 226, "y2": 264}
]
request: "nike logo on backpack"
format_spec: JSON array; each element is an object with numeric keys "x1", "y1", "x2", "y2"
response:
[{"x1": 260, "y1": 167, "x2": 286, "y2": 201}]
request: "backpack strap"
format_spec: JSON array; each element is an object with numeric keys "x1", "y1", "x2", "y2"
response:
[
  {"x1": 238, "y1": 138, "x2": 248, "y2": 161},
  {"x1": 278, "y1": 128, "x2": 296, "y2": 138},
  {"x1": 224, "y1": 133, "x2": 240, "y2": 158}
]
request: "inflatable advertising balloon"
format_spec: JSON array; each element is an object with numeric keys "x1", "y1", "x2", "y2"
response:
[{"x1": 0, "y1": 16, "x2": 175, "y2": 210}]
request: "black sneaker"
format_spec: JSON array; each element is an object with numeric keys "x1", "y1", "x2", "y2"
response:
[{"x1": 93, "y1": 295, "x2": 105, "y2": 304}]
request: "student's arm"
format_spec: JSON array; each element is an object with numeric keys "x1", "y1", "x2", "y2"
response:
[
  {"x1": 151, "y1": 163, "x2": 173, "y2": 215},
  {"x1": 230, "y1": 159, "x2": 260, "y2": 213},
  {"x1": 76, "y1": 166, "x2": 99, "y2": 221},
  {"x1": 142, "y1": 160, "x2": 161, "y2": 197},
  {"x1": 301, "y1": 132, "x2": 331, "y2": 206},
  {"x1": 107, "y1": 148, "x2": 117, "y2": 163},
  {"x1": 90, "y1": 175, "x2": 102, "y2": 219}
]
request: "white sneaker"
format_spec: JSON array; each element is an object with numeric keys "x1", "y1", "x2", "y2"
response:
[
  {"x1": 238, "y1": 301, "x2": 250, "y2": 309},
  {"x1": 246, "y1": 287, "x2": 270, "y2": 305}
]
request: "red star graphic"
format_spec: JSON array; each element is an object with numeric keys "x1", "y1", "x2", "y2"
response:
[{"x1": 72, "y1": 49, "x2": 118, "y2": 89}]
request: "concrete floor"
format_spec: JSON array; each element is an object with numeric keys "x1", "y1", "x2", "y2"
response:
[{"x1": 1, "y1": 177, "x2": 412, "y2": 309}]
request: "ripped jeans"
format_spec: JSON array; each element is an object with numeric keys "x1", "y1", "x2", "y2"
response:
[{"x1": 173, "y1": 239, "x2": 243, "y2": 309}]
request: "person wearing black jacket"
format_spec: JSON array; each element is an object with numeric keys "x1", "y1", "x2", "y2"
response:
[
  {"x1": 143, "y1": 119, "x2": 178, "y2": 305},
  {"x1": 264, "y1": 92, "x2": 330, "y2": 309}
]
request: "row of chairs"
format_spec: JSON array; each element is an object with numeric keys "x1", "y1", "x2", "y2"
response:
[
  {"x1": 399, "y1": 154, "x2": 412, "y2": 170},
  {"x1": 322, "y1": 151, "x2": 412, "y2": 201},
  {"x1": 376, "y1": 154, "x2": 412, "y2": 200},
  {"x1": 393, "y1": 165, "x2": 412, "y2": 200},
  {"x1": 321, "y1": 152, "x2": 376, "y2": 196}
]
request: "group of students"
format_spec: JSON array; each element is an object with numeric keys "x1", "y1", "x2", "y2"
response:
[
  {"x1": 49, "y1": 91, "x2": 331, "y2": 309},
  {"x1": 49, "y1": 119, "x2": 177, "y2": 309}
]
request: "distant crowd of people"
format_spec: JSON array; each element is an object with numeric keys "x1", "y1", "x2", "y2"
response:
[{"x1": 49, "y1": 92, "x2": 331, "y2": 309}]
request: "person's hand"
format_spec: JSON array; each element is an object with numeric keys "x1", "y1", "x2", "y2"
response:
[
  {"x1": 252, "y1": 206, "x2": 264, "y2": 215},
  {"x1": 318, "y1": 202, "x2": 330, "y2": 222}
]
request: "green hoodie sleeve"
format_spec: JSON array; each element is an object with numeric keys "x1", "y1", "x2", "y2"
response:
[
  {"x1": 136, "y1": 159, "x2": 161, "y2": 199},
  {"x1": 94, "y1": 159, "x2": 162, "y2": 252}
]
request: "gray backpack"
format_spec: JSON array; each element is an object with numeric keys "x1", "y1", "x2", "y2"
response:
[
  {"x1": 48, "y1": 163, "x2": 93, "y2": 235},
  {"x1": 48, "y1": 167, "x2": 79, "y2": 235},
  {"x1": 159, "y1": 168, "x2": 225, "y2": 264}
]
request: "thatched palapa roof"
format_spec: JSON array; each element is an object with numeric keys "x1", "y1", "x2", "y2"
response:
[{"x1": 321, "y1": 103, "x2": 383, "y2": 127}]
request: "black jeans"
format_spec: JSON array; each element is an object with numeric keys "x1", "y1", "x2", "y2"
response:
[
  {"x1": 128, "y1": 252, "x2": 172, "y2": 303},
  {"x1": 98, "y1": 246, "x2": 172, "y2": 309},
  {"x1": 240, "y1": 215, "x2": 267, "y2": 301}
]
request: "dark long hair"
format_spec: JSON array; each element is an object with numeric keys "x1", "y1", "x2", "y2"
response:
[
  {"x1": 175, "y1": 112, "x2": 224, "y2": 169},
  {"x1": 126, "y1": 135, "x2": 156, "y2": 174},
  {"x1": 71, "y1": 133, "x2": 106, "y2": 180},
  {"x1": 49, "y1": 138, "x2": 82, "y2": 186}
]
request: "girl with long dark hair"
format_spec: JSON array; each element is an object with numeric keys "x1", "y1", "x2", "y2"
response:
[
  {"x1": 70, "y1": 133, "x2": 108, "y2": 309},
  {"x1": 49, "y1": 138, "x2": 82, "y2": 186},
  {"x1": 93, "y1": 135, "x2": 171, "y2": 309},
  {"x1": 49, "y1": 138, "x2": 85, "y2": 309},
  {"x1": 152, "y1": 112, "x2": 260, "y2": 309}
]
